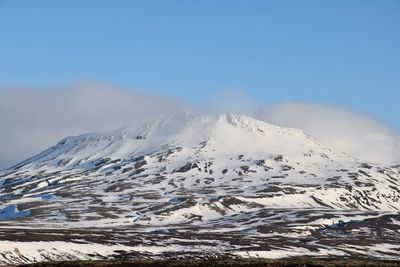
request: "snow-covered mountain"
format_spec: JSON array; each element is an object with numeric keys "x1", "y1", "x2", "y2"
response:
[{"x1": 0, "y1": 113, "x2": 399, "y2": 264}]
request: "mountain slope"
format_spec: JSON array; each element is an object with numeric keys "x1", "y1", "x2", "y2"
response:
[
  {"x1": 0, "y1": 113, "x2": 399, "y2": 264},
  {"x1": 1, "y1": 113, "x2": 399, "y2": 225}
]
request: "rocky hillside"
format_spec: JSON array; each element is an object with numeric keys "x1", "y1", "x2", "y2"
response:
[{"x1": 0, "y1": 113, "x2": 399, "y2": 264}]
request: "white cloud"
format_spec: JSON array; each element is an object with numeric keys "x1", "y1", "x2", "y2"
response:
[
  {"x1": 0, "y1": 82, "x2": 189, "y2": 169},
  {"x1": 0, "y1": 84, "x2": 399, "y2": 169},
  {"x1": 255, "y1": 102, "x2": 400, "y2": 165}
]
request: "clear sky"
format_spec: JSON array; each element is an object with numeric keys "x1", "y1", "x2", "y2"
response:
[{"x1": 0, "y1": 0, "x2": 399, "y2": 128}]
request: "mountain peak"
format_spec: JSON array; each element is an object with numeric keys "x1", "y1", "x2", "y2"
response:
[
  {"x1": 9, "y1": 113, "x2": 330, "y2": 172},
  {"x1": 118, "y1": 112, "x2": 305, "y2": 140}
]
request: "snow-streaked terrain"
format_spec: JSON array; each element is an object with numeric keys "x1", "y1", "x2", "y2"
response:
[{"x1": 0, "y1": 113, "x2": 399, "y2": 265}]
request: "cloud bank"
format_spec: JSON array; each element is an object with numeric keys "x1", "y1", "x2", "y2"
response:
[
  {"x1": 0, "y1": 82, "x2": 399, "y2": 169},
  {"x1": 256, "y1": 103, "x2": 400, "y2": 166},
  {"x1": 0, "y1": 82, "x2": 189, "y2": 169}
]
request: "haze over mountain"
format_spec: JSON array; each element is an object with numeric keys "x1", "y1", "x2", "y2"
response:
[{"x1": 1, "y1": 83, "x2": 399, "y2": 171}]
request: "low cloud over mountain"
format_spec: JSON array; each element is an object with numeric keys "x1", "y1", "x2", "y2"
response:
[{"x1": 0, "y1": 82, "x2": 399, "y2": 169}]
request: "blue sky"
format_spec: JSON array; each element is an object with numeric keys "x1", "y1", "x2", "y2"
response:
[{"x1": 0, "y1": 0, "x2": 399, "y2": 128}]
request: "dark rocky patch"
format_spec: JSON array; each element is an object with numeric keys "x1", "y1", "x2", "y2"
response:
[{"x1": 281, "y1": 165, "x2": 293, "y2": 171}]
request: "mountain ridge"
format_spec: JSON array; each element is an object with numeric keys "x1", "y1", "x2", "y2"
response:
[
  {"x1": 7, "y1": 113, "x2": 348, "y2": 172},
  {"x1": 1, "y1": 113, "x2": 399, "y2": 218}
]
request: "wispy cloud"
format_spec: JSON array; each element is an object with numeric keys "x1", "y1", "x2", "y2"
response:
[
  {"x1": 0, "y1": 82, "x2": 189, "y2": 169},
  {"x1": 0, "y1": 83, "x2": 399, "y2": 169},
  {"x1": 256, "y1": 102, "x2": 400, "y2": 165}
]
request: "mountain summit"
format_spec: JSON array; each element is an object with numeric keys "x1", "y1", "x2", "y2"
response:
[{"x1": 12, "y1": 113, "x2": 332, "y2": 171}]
